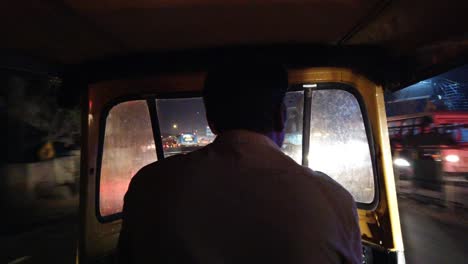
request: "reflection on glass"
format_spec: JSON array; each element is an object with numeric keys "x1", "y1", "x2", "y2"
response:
[
  {"x1": 156, "y1": 98, "x2": 215, "y2": 158},
  {"x1": 100, "y1": 100, "x2": 157, "y2": 216},
  {"x1": 308, "y1": 90, "x2": 374, "y2": 203},
  {"x1": 282, "y1": 91, "x2": 304, "y2": 164}
]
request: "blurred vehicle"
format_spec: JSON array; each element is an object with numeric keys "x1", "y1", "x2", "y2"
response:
[
  {"x1": 197, "y1": 136, "x2": 213, "y2": 146},
  {"x1": 389, "y1": 111, "x2": 468, "y2": 181},
  {"x1": 162, "y1": 136, "x2": 178, "y2": 149},
  {"x1": 177, "y1": 133, "x2": 198, "y2": 147}
]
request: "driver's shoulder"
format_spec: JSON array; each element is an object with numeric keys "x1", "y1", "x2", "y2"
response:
[
  {"x1": 129, "y1": 148, "x2": 208, "y2": 190},
  {"x1": 299, "y1": 167, "x2": 355, "y2": 205}
]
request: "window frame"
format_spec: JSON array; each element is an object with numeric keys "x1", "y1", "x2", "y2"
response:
[
  {"x1": 96, "y1": 85, "x2": 378, "y2": 222},
  {"x1": 96, "y1": 95, "x2": 158, "y2": 222},
  {"x1": 96, "y1": 92, "x2": 202, "y2": 222},
  {"x1": 299, "y1": 82, "x2": 379, "y2": 209}
]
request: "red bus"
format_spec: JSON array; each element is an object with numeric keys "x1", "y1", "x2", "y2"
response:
[{"x1": 389, "y1": 111, "x2": 468, "y2": 179}]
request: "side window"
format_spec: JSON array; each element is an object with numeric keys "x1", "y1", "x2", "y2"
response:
[
  {"x1": 100, "y1": 100, "x2": 157, "y2": 217},
  {"x1": 308, "y1": 89, "x2": 374, "y2": 203},
  {"x1": 156, "y1": 98, "x2": 215, "y2": 158},
  {"x1": 385, "y1": 64, "x2": 468, "y2": 264}
]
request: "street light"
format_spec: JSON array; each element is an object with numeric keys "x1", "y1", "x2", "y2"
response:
[{"x1": 173, "y1": 124, "x2": 178, "y2": 129}]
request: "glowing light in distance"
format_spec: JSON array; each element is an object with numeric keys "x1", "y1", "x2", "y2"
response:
[
  {"x1": 394, "y1": 158, "x2": 410, "y2": 167},
  {"x1": 445, "y1": 155, "x2": 460, "y2": 163}
]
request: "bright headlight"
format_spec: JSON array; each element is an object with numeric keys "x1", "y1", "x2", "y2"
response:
[
  {"x1": 445, "y1": 155, "x2": 460, "y2": 163},
  {"x1": 394, "y1": 158, "x2": 410, "y2": 167}
]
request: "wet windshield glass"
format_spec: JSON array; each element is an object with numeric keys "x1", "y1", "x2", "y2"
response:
[
  {"x1": 308, "y1": 89, "x2": 374, "y2": 203},
  {"x1": 156, "y1": 98, "x2": 215, "y2": 158},
  {"x1": 100, "y1": 100, "x2": 157, "y2": 216}
]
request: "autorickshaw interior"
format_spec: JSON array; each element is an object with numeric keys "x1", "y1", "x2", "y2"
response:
[{"x1": 2, "y1": 1, "x2": 468, "y2": 263}]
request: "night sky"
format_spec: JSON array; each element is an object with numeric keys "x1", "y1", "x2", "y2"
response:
[{"x1": 156, "y1": 98, "x2": 209, "y2": 136}]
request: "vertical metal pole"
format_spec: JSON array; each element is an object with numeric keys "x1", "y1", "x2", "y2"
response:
[
  {"x1": 147, "y1": 99, "x2": 165, "y2": 160},
  {"x1": 302, "y1": 88, "x2": 312, "y2": 167}
]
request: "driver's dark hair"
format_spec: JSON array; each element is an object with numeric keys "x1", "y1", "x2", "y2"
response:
[{"x1": 203, "y1": 60, "x2": 288, "y2": 134}]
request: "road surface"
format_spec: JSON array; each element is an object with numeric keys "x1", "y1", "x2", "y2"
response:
[
  {"x1": 1, "y1": 197, "x2": 467, "y2": 263},
  {"x1": 398, "y1": 196, "x2": 468, "y2": 264}
]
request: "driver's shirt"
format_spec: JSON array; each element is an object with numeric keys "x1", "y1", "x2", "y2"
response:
[{"x1": 118, "y1": 130, "x2": 362, "y2": 264}]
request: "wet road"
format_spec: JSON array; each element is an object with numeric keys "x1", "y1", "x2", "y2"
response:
[
  {"x1": 0, "y1": 217, "x2": 77, "y2": 264},
  {"x1": 398, "y1": 197, "x2": 468, "y2": 264},
  {"x1": 0, "y1": 198, "x2": 78, "y2": 264}
]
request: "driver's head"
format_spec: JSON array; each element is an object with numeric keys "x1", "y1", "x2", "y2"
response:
[{"x1": 203, "y1": 60, "x2": 288, "y2": 138}]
